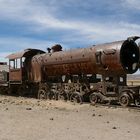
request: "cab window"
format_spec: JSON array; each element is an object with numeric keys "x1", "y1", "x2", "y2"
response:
[{"x1": 10, "y1": 58, "x2": 21, "y2": 69}]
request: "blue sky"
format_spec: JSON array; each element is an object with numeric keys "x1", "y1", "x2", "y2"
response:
[{"x1": 0, "y1": 0, "x2": 140, "y2": 62}]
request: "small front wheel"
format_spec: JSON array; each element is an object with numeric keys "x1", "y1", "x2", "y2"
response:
[
  {"x1": 89, "y1": 93, "x2": 98, "y2": 105},
  {"x1": 119, "y1": 93, "x2": 130, "y2": 107}
]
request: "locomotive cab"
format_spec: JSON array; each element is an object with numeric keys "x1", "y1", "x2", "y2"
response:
[
  {"x1": 8, "y1": 57, "x2": 24, "y2": 83},
  {"x1": 6, "y1": 49, "x2": 45, "y2": 84}
]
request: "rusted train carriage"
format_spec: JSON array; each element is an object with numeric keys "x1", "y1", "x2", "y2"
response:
[
  {"x1": 0, "y1": 62, "x2": 9, "y2": 94},
  {"x1": 4, "y1": 36, "x2": 140, "y2": 106}
]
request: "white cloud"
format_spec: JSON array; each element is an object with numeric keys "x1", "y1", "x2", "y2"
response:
[
  {"x1": 122, "y1": 0, "x2": 140, "y2": 10},
  {"x1": 0, "y1": 36, "x2": 55, "y2": 61},
  {"x1": 0, "y1": 35, "x2": 71, "y2": 62},
  {"x1": 0, "y1": 0, "x2": 139, "y2": 44},
  {"x1": 0, "y1": 36, "x2": 58, "y2": 52}
]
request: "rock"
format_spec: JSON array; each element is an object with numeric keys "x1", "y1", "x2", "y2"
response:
[
  {"x1": 107, "y1": 121, "x2": 110, "y2": 124},
  {"x1": 5, "y1": 108, "x2": 8, "y2": 110},
  {"x1": 92, "y1": 114, "x2": 96, "y2": 117},
  {"x1": 50, "y1": 118, "x2": 54, "y2": 120},
  {"x1": 16, "y1": 102, "x2": 21, "y2": 105},
  {"x1": 20, "y1": 101, "x2": 23, "y2": 104},
  {"x1": 10, "y1": 101, "x2": 15, "y2": 104},
  {"x1": 112, "y1": 126, "x2": 117, "y2": 129},
  {"x1": 98, "y1": 114, "x2": 102, "y2": 117},
  {"x1": 26, "y1": 108, "x2": 32, "y2": 110},
  {"x1": 55, "y1": 107, "x2": 58, "y2": 109}
]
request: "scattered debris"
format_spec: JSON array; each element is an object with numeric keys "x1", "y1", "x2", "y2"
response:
[
  {"x1": 5, "y1": 108, "x2": 8, "y2": 110},
  {"x1": 10, "y1": 101, "x2": 15, "y2": 104},
  {"x1": 92, "y1": 114, "x2": 96, "y2": 117},
  {"x1": 55, "y1": 107, "x2": 58, "y2": 109},
  {"x1": 20, "y1": 101, "x2": 23, "y2": 104},
  {"x1": 26, "y1": 108, "x2": 32, "y2": 110},
  {"x1": 112, "y1": 126, "x2": 117, "y2": 129},
  {"x1": 50, "y1": 118, "x2": 54, "y2": 120}
]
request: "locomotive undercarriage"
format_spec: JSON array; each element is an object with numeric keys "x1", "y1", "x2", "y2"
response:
[
  {"x1": 8, "y1": 82, "x2": 39, "y2": 98},
  {"x1": 2, "y1": 73, "x2": 139, "y2": 107},
  {"x1": 37, "y1": 74, "x2": 140, "y2": 107},
  {"x1": 38, "y1": 82, "x2": 89, "y2": 104}
]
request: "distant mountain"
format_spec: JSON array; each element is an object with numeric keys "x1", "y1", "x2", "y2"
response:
[{"x1": 127, "y1": 74, "x2": 140, "y2": 80}]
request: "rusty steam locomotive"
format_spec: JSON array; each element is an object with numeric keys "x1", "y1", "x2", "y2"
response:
[{"x1": 0, "y1": 36, "x2": 140, "y2": 107}]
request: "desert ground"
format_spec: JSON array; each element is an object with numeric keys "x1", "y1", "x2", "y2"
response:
[{"x1": 0, "y1": 95, "x2": 140, "y2": 140}]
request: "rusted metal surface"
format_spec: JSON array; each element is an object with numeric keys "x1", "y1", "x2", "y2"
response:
[
  {"x1": 30, "y1": 37, "x2": 140, "y2": 82},
  {"x1": 51, "y1": 44, "x2": 62, "y2": 52},
  {"x1": 7, "y1": 49, "x2": 45, "y2": 83},
  {"x1": 9, "y1": 69, "x2": 22, "y2": 82},
  {"x1": 6, "y1": 48, "x2": 45, "y2": 59}
]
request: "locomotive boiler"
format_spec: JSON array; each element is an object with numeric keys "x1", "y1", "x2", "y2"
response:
[
  {"x1": 6, "y1": 36, "x2": 140, "y2": 106},
  {"x1": 31, "y1": 36, "x2": 139, "y2": 80}
]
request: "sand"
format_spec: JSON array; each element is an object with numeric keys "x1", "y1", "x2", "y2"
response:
[{"x1": 0, "y1": 95, "x2": 140, "y2": 140}]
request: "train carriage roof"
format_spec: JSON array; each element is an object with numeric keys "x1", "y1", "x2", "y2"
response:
[{"x1": 6, "y1": 48, "x2": 45, "y2": 60}]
